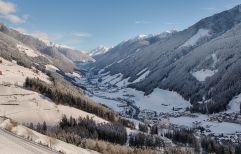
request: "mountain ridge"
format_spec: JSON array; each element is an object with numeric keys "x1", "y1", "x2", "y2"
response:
[{"x1": 87, "y1": 4, "x2": 241, "y2": 113}]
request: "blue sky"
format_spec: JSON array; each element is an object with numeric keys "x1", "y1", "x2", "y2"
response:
[{"x1": 1, "y1": 0, "x2": 241, "y2": 51}]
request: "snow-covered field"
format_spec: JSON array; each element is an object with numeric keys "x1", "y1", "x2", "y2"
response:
[
  {"x1": 192, "y1": 69, "x2": 217, "y2": 82},
  {"x1": 133, "y1": 69, "x2": 150, "y2": 83},
  {"x1": 17, "y1": 44, "x2": 40, "y2": 57},
  {"x1": 0, "y1": 118, "x2": 99, "y2": 154},
  {"x1": 45, "y1": 64, "x2": 59, "y2": 72},
  {"x1": 74, "y1": 69, "x2": 241, "y2": 139},
  {"x1": 0, "y1": 85, "x2": 107, "y2": 125},
  {"x1": 170, "y1": 114, "x2": 241, "y2": 135},
  {"x1": 226, "y1": 93, "x2": 241, "y2": 113},
  {"x1": 77, "y1": 71, "x2": 191, "y2": 114},
  {"x1": 0, "y1": 58, "x2": 51, "y2": 85},
  {"x1": 88, "y1": 87, "x2": 191, "y2": 113},
  {"x1": 181, "y1": 29, "x2": 210, "y2": 47},
  {"x1": 0, "y1": 58, "x2": 107, "y2": 126}
]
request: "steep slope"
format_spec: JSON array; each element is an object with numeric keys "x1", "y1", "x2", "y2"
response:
[
  {"x1": 56, "y1": 46, "x2": 94, "y2": 62},
  {"x1": 0, "y1": 23, "x2": 92, "y2": 72},
  {"x1": 89, "y1": 4, "x2": 241, "y2": 113},
  {"x1": 0, "y1": 57, "x2": 107, "y2": 126}
]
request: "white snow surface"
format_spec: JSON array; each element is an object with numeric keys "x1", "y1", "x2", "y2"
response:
[
  {"x1": 0, "y1": 58, "x2": 107, "y2": 125},
  {"x1": 17, "y1": 44, "x2": 39, "y2": 57},
  {"x1": 116, "y1": 77, "x2": 131, "y2": 87},
  {"x1": 0, "y1": 85, "x2": 107, "y2": 126},
  {"x1": 102, "y1": 73, "x2": 123, "y2": 84},
  {"x1": 130, "y1": 88, "x2": 191, "y2": 112},
  {"x1": 90, "y1": 87, "x2": 191, "y2": 113},
  {"x1": 136, "y1": 68, "x2": 148, "y2": 76},
  {"x1": 181, "y1": 29, "x2": 210, "y2": 47},
  {"x1": 192, "y1": 69, "x2": 217, "y2": 82},
  {"x1": 170, "y1": 114, "x2": 241, "y2": 135},
  {"x1": 211, "y1": 53, "x2": 218, "y2": 67},
  {"x1": 0, "y1": 119, "x2": 99, "y2": 154},
  {"x1": 133, "y1": 70, "x2": 150, "y2": 83},
  {"x1": 0, "y1": 58, "x2": 51, "y2": 85},
  {"x1": 65, "y1": 72, "x2": 81, "y2": 78},
  {"x1": 117, "y1": 58, "x2": 124, "y2": 63},
  {"x1": 88, "y1": 45, "x2": 109, "y2": 57},
  {"x1": 226, "y1": 93, "x2": 241, "y2": 113},
  {"x1": 45, "y1": 64, "x2": 59, "y2": 72}
]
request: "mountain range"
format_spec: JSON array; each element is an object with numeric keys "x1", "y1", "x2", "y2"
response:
[
  {"x1": 0, "y1": 23, "x2": 93, "y2": 72},
  {"x1": 88, "y1": 4, "x2": 241, "y2": 113}
]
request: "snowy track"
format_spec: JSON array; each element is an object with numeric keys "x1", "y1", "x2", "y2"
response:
[{"x1": 0, "y1": 128, "x2": 59, "y2": 154}]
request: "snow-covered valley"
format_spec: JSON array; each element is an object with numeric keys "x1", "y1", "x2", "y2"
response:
[{"x1": 71, "y1": 68, "x2": 241, "y2": 143}]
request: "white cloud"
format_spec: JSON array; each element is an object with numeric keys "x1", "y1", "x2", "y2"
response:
[
  {"x1": 135, "y1": 20, "x2": 151, "y2": 24},
  {"x1": 0, "y1": 0, "x2": 27, "y2": 24},
  {"x1": 0, "y1": 0, "x2": 15, "y2": 15},
  {"x1": 72, "y1": 32, "x2": 92, "y2": 38},
  {"x1": 3, "y1": 14, "x2": 24, "y2": 24}
]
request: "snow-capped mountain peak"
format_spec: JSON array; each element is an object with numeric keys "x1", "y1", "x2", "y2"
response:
[{"x1": 88, "y1": 45, "x2": 109, "y2": 57}]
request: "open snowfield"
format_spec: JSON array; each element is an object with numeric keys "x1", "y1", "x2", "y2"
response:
[
  {"x1": 181, "y1": 29, "x2": 210, "y2": 47},
  {"x1": 89, "y1": 86, "x2": 191, "y2": 113},
  {"x1": 75, "y1": 70, "x2": 241, "y2": 139},
  {"x1": 226, "y1": 93, "x2": 241, "y2": 113},
  {"x1": 0, "y1": 85, "x2": 107, "y2": 126},
  {"x1": 17, "y1": 44, "x2": 40, "y2": 57},
  {"x1": 77, "y1": 71, "x2": 191, "y2": 113},
  {"x1": 0, "y1": 118, "x2": 99, "y2": 154},
  {"x1": 0, "y1": 58, "x2": 107, "y2": 126},
  {"x1": 45, "y1": 64, "x2": 60, "y2": 72},
  {"x1": 192, "y1": 69, "x2": 217, "y2": 82},
  {"x1": 0, "y1": 58, "x2": 51, "y2": 85},
  {"x1": 133, "y1": 70, "x2": 150, "y2": 83},
  {"x1": 170, "y1": 114, "x2": 241, "y2": 135}
]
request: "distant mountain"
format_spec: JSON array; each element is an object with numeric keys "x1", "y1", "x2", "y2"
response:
[
  {"x1": 0, "y1": 23, "x2": 93, "y2": 72},
  {"x1": 54, "y1": 45, "x2": 94, "y2": 63},
  {"x1": 88, "y1": 45, "x2": 109, "y2": 60},
  {"x1": 88, "y1": 4, "x2": 241, "y2": 113}
]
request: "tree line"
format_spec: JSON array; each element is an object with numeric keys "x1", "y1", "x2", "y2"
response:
[
  {"x1": 129, "y1": 133, "x2": 164, "y2": 148},
  {"x1": 201, "y1": 137, "x2": 241, "y2": 154},
  {"x1": 24, "y1": 77, "x2": 118, "y2": 122},
  {"x1": 58, "y1": 115, "x2": 127, "y2": 145}
]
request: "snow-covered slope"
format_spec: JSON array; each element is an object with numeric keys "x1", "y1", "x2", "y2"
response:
[
  {"x1": 191, "y1": 69, "x2": 217, "y2": 82},
  {"x1": 226, "y1": 93, "x2": 241, "y2": 113},
  {"x1": 89, "y1": 4, "x2": 241, "y2": 113},
  {"x1": 88, "y1": 45, "x2": 109, "y2": 57},
  {"x1": 0, "y1": 58, "x2": 51, "y2": 85},
  {"x1": 180, "y1": 29, "x2": 210, "y2": 47},
  {"x1": 16, "y1": 44, "x2": 40, "y2": 58},
  {"x1": 0, "y1": 58, "x2": 107, "y2": 126},
  {"x1": 0, "y1": 119, "x2": 99, "y2": 154}
]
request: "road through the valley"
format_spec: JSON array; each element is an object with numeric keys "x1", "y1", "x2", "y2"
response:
[{"x1": 0, "y1": 128, "x2": 59, "y2": 154}]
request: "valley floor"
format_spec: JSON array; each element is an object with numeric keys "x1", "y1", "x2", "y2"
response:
[{"x1": 72, "y1": 70, "x2": 241, "y2": 143}]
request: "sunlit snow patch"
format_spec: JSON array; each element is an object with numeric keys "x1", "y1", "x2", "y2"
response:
[
  {"x1": 45, "y1": 64, "x2": 59, "y2": 72},
  {"x1": 133, "y1": 69, "x2": 150, "y2": 83},
  {"x1": 132, "y1": 88, "x2": 191, "y2": 112},
  {"x1": 116, "y1": 77, "x2": 131, "y2": 87},
  {"x1": 192, "y1": 69, "x2": 217, "y2": 82},
  {"x1": 226, "y1": 93, "x2": 241, "y2": 113},
  {"x1": 170, "y1": 115, "x2": 241, "y2": 135},
  {"x1": 17, "y1": 44, "x2": 39, "y2": 57},
  {"x1": 181, "y1": 29, "x2": 210, "y2": 47}
]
